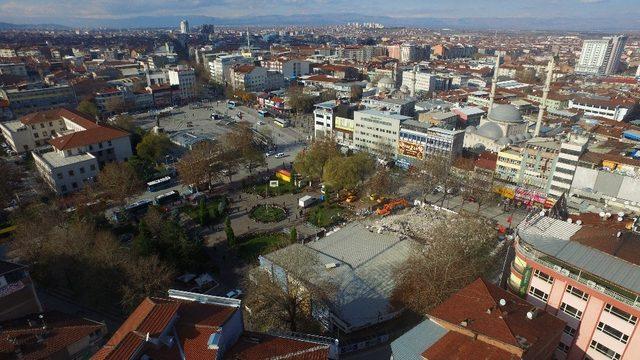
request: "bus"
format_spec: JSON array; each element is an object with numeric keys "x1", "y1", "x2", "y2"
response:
[
  {"x1": 257, "y1": 109, "x2": 269, "y2": 118},
  {"x1": 227, "y1": 100, "x2": 237, "y2": 109},
  {"x1": 154, "y1": 190, "x2": 181, "y2": 206},
  {"x1": 274, "y1": 117, "x2": 289, "y2": 128},
  {"x1": 114, "y1": 199, "x2": 153, "y2": 222},
  {"x1": 147, "y1": 176, "x2": 172, "y2": 192}
]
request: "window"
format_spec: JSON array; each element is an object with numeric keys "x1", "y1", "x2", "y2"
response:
[
  {"x1": 604, "y1": 304, "x2": 638, "y2": 325},
  {"x1": 68, "y1": 170, "x2": 74, "y2": 176},
  {"x1": 534, "y1": 269, "x2": 554, "y2": 284},
  {"x1": 33, "y1": 132, "x2": 39, "y2": 138},
  {"x1": 563, "y1": 325, "x2": 576, "y2": 337},
  {"x1": 560, "y1": 302, "x2": 582, "y2": 320},
  {"x1": 56, "y1": 173, "x2": 63, "y2": 179},
  {"x1": 80, "y1": 167, "x2": 85, "y2": 174},
  {"x1": 590, "y1": 340, "x2": 621, "y2": 360},
  {"x1": 61, "y1": 185, "x2": 67, "y2": 192},
  {"x1": 90, "y1": 164, "x2": 96, "y2": 171},
  {"x1": 557, "y1": 342, "x2": 570, "y2": 354},
  {"x1": 40, "y1": 123, "x2": 45, "y2": 128},
  {"x1": 528, "y1": 286, "x2": 549, "y2": 302},
  {"x1": 72, "y1": 182, "x2": 78, "y2": 189},
  {"x1": 565, "y1": 285, "x2": 589, "y2": 301},
  {"x1": 597, "y1": 322, "x2": 630, "y2": 344}
]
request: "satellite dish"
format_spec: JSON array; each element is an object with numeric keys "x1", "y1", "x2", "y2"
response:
[
  {"x1": 618, "y1": 217, "x2": 624, "y2": 222},
  {"x1": 567, "y1": 218, "x2": 573, "y2": 223},
  {"x1": 599, "y1": 212, "x2": 606, "y2": 218},
  {"x1": 499, "y1": 299, "x2": 507, "y2": 306},
  {"x1": 576, "y1": 220, "x2": 582, "y2": 225},
  {"x1": 539, "y1": 211, "x2": 545, "y2": 217},
  {"x1": 526, "y1": 311, "x2": 534, "y2": 320}
]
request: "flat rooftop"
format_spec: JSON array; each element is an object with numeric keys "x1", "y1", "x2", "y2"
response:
[{"x1": 37, "y1": 151, "x2": 96, "y2": 169}]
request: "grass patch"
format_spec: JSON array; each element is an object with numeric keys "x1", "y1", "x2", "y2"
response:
[
  {"x1": 250, "y1": 204, "x2": 287, "y2": 223},
  {"x1": 244, "y1": 179, "x2": 296, "y2": 197},
  {"x1": 307, "y1": 203, "x2": 344, "y2": 228},
  {"x1": 237, "y1": 232, "x2": 290, "y2": 262},
  {"x1": 182, "y1": 197, "x2": 227, "y2": 224}
]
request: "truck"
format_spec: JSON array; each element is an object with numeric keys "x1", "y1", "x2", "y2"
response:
[{"x1": 298, "y1": 195, "x2": 317, "y2": 208}]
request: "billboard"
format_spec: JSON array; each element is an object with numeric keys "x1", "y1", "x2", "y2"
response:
[{"x1": 398, "y1": 140, "x2": 425, "y2": 160}]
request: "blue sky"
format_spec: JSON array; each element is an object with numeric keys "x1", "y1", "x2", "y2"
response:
[{"x1": 0, "y1": 0, "x2": 637, "y2": 21}]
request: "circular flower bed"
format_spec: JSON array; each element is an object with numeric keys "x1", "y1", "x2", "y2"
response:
[{"x1": 249, "y1": 204, "x2": 287, "y2": 223}]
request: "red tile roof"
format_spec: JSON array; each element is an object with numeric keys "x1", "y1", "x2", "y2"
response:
[
  {"x1": 427, "y1": 278, "x2": 564, "y2": 359},
  {"x1": 422, "y1": 331, "x2": 513, "y2": 360},
  {"x1": 106, "y1": 298, "x2": 179, "y2": 347},
  {"x1": 19, "y1": 107, "x2": 98, "y2": 128},
  {"x1": 0, "y1": 311, "x2": 105, "y2": 360},
  {"x1": 225, "y1": 332, "x2": 330, "y2": 360},
  {"x1": 49, "y1": 125, "x2": 128, "y2": 150}
]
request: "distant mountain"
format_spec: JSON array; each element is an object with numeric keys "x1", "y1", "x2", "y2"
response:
[
  {"x1": 0, "y1": 21, "x2": 69, "y2": 30},
  {"x1": 2, "y1": 14, "x2": 639, "y2": 31}
]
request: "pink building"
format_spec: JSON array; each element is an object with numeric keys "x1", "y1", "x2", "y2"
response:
[{"x1": 509, "y1": 211, "x2": 640, "y2": 360}]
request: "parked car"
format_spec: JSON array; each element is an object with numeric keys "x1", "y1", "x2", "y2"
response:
[
  {"x1": 275, "y1": 152, "x2": 286, "y2": 158},
  {"x1": 225, "y1": 289, "x2": 243, "y2": 299}
]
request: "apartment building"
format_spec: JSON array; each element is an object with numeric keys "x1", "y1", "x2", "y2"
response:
[
  {"x1": 509, "y1": 211, "x2": 640, "y2": 360},
  {"x1": 229, "y1": 65, "x2": 283, "y2": 92},
  {"x1": 0, "y1": 63, "x2": 28, "y2": 78},
  {"x1": 94, "y1": 88, "x2": 126, "y2": 116},
  {"x1": 575, "y1": 36, "x2": 627, "y2": 76},
  {"x1": 569, "y1": 98, "x2": 630, "y2": 121},
  {"x1": 397, "y1": 120, "x2": 464, "y2": 167},
  {"x1": 0, "y1": 261, "x2": 42, "y2": 322},
  {"x1": 313, "y1": 100, "x2": 339, "y2": 138},
  {"x1": 353, "y1": 109, "x2": 410, "y2": 157},
  {"x1": 208, "y1": 54, "x2": 251, "y2": 84},
  {"x1": 361, "y1": 96, "x2": 415, "y2": 117},
  {"x1": 94, "y1": 290, "x2": 337, "y2": 359},
  {"x1": 262, "y1": 57, "x2": 310, "y2": 79},
  {"x1": 548, "y1": 136, "x2": 589, "y2": 198},
  {"x1": 391, "y1": 278, "x2": 565, "y2": 359},
  {"x1": 168, "y1": 65, "x2": 196, "y2": 102},
  {"x1": 0, "y1": 311, "x2": 107, "y2": 359},
  {"x1": 0, "y1": 85, "x2": 77, "y2": 117},
  {"x1": 402, "y1": 70, "x2": 435, "y2": 96},
  {"x1": 2, "y1": 108, "x2": 132, "y2": 194}
]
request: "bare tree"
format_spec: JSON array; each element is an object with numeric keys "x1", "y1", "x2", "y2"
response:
[
  {"x1": 224, "y1": 122, "x2": 265, "y2": 174},
  {"x1": 365, "y1": 167, "x2": 401, "y2": 197},
  {"x1": 412, "y1": 155, "x2": 457, "y2": 206},
  {"x1": 243, "y1": 246, "x2": 335, "y2": 333},
  {"x1": 97, "y1": 162, "x2": 143, "y2": 206},
  {"x1": 392, "y1": 215, "x2": 498, "y2": 314},
  {"x1": 176, "y1": 141, "x2": 221, "y2": 191}
]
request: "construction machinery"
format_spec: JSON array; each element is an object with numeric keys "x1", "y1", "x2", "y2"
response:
[{"x1": 376, "y1": 198, "x2": 410, "y2": 216}]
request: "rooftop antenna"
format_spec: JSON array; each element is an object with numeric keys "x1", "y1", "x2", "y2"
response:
[
  {"x1": 534, "y1": 57, "x2": 554, "y2": 137},
  {"x1": 488, "y1": 54, "x2": 500, "y2": 116}
]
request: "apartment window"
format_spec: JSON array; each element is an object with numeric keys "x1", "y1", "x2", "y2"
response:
[
  {"x1": 90, "y1": 164, "x2": 96, "y2": 171},
  {"x1": 56, "y1": 173, "x2": 63, "y2": 180},
  {"x1": 33, "y1": 132, "x2": 39, "y2": 138},
  {"x1": 99, "y1": 142, "x2": 103, "y2": 149},
  {"x1": 72, "y1": 182, "x2": 78, "y2": 189},
  {"x1": 89, "y1": 145, "x2": 93, "y2": 150},
  {"x1": 108, "y1": 140, "x2": 112, "y2": 146},
  {"x1": 61, "y1": 185, "x2": 67, "y2": 192},
  {"x1": 589, "y1": 340, "x2": 621, "y2": 360},
  {"x1": 79, "y1": 167, "x2": 85, "y2": 174},
  {"x1": 563, "y1": 325, "x2": 576, "y2": 337},
  {"x1": 560, "y1": 302, "x2": 583, "y2": 320},
  {"x1": 557, "y1": 342, "x2": 570, "y2": 354},
  {"x1": 534, "y1": 269, "x2": 554, "y2": 284},
  {"x1": 40, "y1": 123, "x2": 45, "y2": 128},
  {"x1": 597, "y1": 322, "x2": 629, "y2": 344},
  {"x1": 565, "y1": 285, "x2": 589, "y2": 301},
  {"x1": 68, "y1": 170, "x2": 74, "y2": 176},
  {"x1": 528, "y1": 286, "x2": 549, "y2": 302},
  {"x1": 48, "y1": 122, "x2": 53, "y2": 126},
  {"x1": 604, "y1": 304, "x2": 638, "y2": 325}
]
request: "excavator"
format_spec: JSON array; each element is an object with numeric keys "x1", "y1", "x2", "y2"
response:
[{"x1": 376, "y1": 198, "x2": 410, "y2": 216}]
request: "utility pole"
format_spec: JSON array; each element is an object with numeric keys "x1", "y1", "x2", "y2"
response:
[
  {"x1": 488, "y1": 54, "x2": 500, "y2": 116},
  {"x1": 534, "y1": 57, "x2": 554, "y2": 138}
]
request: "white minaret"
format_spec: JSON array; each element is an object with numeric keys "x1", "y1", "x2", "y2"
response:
[
  {"x1": 488, "y1": 54, "x2": 500, "y2": 116},
  {"x1": 534, "y1": 57, "x2": 554, "y2": 138}
]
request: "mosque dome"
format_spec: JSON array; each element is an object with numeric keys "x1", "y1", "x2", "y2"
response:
[
  {"x1": 476, "y1": 122, "x2": 504, "y2": 140},
  {"x1": 465, "y1": 126, "x2": 477, "y2": 133},
  {"x1": 489, "y1": 104, "x2": 523, "y2": 123}
]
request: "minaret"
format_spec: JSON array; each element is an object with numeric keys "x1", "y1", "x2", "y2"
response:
[
  {"x1": 534, "y1": 57, "x2": 554, "y2": 137},
  {"x1": 246, "y1": 27, "x2": 251, "y2": 48},
  {"x1": 488, "y1": 54, "x2": 500, "y2": 116}
]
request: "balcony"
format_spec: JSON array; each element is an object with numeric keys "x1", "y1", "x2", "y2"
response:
[{"x1": 515, "y1": 241, "x2": 640, "y2": 309}]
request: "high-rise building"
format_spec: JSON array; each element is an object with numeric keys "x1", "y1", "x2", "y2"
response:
[
  {"x1": 179, "y1": 19, "x2": 189, "y2": 34},
  {"x1": 575, "y1": 35, "x2": 627, "y2": 76}
]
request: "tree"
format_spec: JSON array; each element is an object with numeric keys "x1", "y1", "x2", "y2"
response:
[
  {"x1": 287, "y1": 85, "x2": 315, "y2": 114},
  {"x1": 349, "y1": 85, "x2": 363, "y2": 101},
  {"x1": 289, "y1": 227, "x2": 297, "y2": 244},
  {"x1": 198, "y1": 199, "x2": 210, "y2": 225},
  {"x1": 391, "y1": 215, "x2": 498, "y2": 314},
  {"x1": 0, "y1": 160, "x2": 22, "y2": 208},
  {"x1": 322, "y1": 152, "x2": 375, "y2": 191},
  {"x1": 97, "y1": 162, "x2": 143, "y2": 206},
  {"x1": 224, "y1": 122, "x2": 265, "y2": 174},
  {"x1": 243, "y1": 246, "x2": 333, "y2": 332},
  {"x1": 366, "y1": 167, "x2": 401, "y2": 197},
  {"x1": 111, "y1": 114, "x2": 135, "y2": 132},
  {"x1": 224, "y1": 216, "x2": 235, "y2": 247},
  {"x1": 136, "y1": 132, "x2": 172, "y2": 164},
  {"x1": 132, "y1": 221, "x2": 154, "y2": 256},
  {"x1": 176, "y1": 141, "x2": 220, "y2": 190},
  {"x1": 121, "y1": 255, "x2": 175, "y2": 311},
  {"x1": 412, "y1": 155, "x2": 456, "y2": 206},
  {"x1": 77, "y1": 100, "x2": 98, "y2": 119},
  {"x1": 293, "y1": 137, "x2": 341, "y2": 182}
]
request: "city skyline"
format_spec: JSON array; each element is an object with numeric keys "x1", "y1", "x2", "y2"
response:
[{"x1": 0, "y1": 0, "x2": 639, "y2": 30}]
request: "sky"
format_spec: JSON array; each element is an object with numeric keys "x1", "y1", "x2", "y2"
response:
[{"x1": 0, "y1": 0, "x2": 638, "y2": 24}]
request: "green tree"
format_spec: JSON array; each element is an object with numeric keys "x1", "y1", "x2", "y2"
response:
[
  {"x1": 293, "y1": 137, "x2": 341, "y2": 182},
  {"x1": 133, "y1": 221, "x2": 154, "y2": 256},
  {"x1": 136, "y1": 132, "x2": 172, "y2": 164},
  {"x1": 198, "y1": 199, "x2": 210, "y2": 225},
  {"x1": 322, "y1": 152, "x2": 375, "y2": 191},
  {"x1": 289, "y1": 227, "x2": 297, "y2": 244},
  {"x1": 77, "y1": 100, "x2": 98, "y2": 119},
  {"x1": 224, "y1": 216, "x2": 236, "y2": 247}
]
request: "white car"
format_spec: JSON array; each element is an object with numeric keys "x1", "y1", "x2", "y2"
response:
[
  {"x1": 257, "y1": 121, "x2": 265, "y2": 125},
  {"x1": 265, "y1": 152, "x2": 272, "y2": 157},
  {"x1": 226, "y1": 289, "x2": 243, "y2": 299},
  {"x1": 275, "y1": 152, "x2": 286, "y2": 158}
]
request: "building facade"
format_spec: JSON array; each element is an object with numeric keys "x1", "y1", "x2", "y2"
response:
[{"x1": 353, "y1": 109, "x2": 410, "y2": 157}]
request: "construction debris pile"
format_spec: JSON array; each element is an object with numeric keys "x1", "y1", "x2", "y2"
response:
[{"x1": 372, "y1": 205, "x2": 454, "y2": 239}]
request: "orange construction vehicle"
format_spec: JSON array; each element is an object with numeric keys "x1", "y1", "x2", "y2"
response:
[{"x1": 376, "y1": 198, "x2": 410, "y2": 216}]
